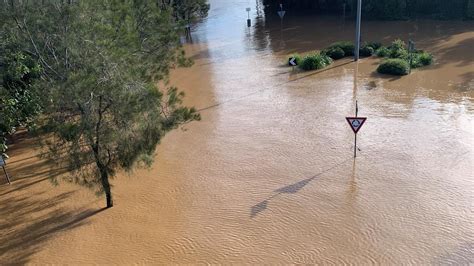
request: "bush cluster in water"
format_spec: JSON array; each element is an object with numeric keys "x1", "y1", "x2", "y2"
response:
[
  {"x1": 375, "y1": 39, "x2": 433, "y2": 75},
  {"x1": 320, "y1": 41, "x2": 381, "y2": 60},
  {"x1": 377, "y1": 59, "x2": 410, "y2": 75},
  {"x1": 287, "y1": 39, "x2": 432, "y2": 75},
  {"x1": 300, "y1": 53, "x2": 333, "y2": 71}
]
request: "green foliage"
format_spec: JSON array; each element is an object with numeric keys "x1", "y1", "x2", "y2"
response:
[
  {"x1": 322, "y1": 47, "x2": 345, "y2": 60},
  {"x1": 360, "y1": 46, "x2": 375, "y2": 57},
  {"x1": 468, "y1": 0, "x2": 474, "y2": 19},
  {"x1": 388, "y1": 39, "x2": 409, "y2": 59},
  {"x1": 409, "y1": 55, "x2": 423, "y2": 68},
  {"x1": 321, "y1": 41, "x2": 380, "y2": 59},
  {"x1": 358, "y1": 0, "x2": 468, "y2": 20},
  {"x1": 418, "y1": 52, "x2": 433, "y2": 66},
  {"x1": 376, "y1": 47, "x2": 391, "y2": 57},
  {"x1": 365, "y1": 42, "x2": 383, "y2": 50},
  {"x1": 327, "y1": 41, "x2": 355, "y2": 56},
  {"x1": 160, "y1": 0, "x2": 210, "y2": 24},
  {"x1": 300, "y1": 53, "x2": 332, "y2": 71},
  {"x1": 409, "y1": 51, "x2": 433, "y2": 68},
  {"x1": 1, "y1": 0, "x2": 203, "y2": 207},
  {"x1": 374, "y1": 39, "x2": 433, "y2": 71},
  {"x1": 0, "y1": 52, "x2": 42, "y2": 157},
  {"x1": 262, "y1": 0, "x2": 474, "y2": 20},
  {"x1": 377, "y1": 59, "x2": 410, "y2": 75},
  {"x1": 360, "y1": 0, "x2": 407, "y2": 20}
]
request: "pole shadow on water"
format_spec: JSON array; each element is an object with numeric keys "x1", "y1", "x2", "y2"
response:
[{"x1": 250, "y1": 157, "x2": 354, "y2": 218}]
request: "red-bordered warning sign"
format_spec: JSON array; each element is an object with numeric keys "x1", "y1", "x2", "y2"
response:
[{"x1": 346, "y1": 117, "x2": 367, "y2": 134}]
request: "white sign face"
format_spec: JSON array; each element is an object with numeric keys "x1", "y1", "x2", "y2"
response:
[
  {"x1": 278, "y1": 11, "x2": 286, "y2": 19},
  {"x1": 0, "y1": 157, "x2": 5, "y2": 166},
  {"x1": 289, "y1": 57, "x2": 297, "y2": 66},
  {"x1": 346, "y1": 117, "x2": 367, "y2": 134}
]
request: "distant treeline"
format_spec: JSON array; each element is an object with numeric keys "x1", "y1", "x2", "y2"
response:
[{"x1": 263, "y1": 0, "x2": 474, "y2": 20}]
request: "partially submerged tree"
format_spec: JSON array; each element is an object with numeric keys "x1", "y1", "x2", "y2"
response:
[
  {"x1": 159, "y1": 0, "x2": 210, "y2": 24},
  {"x1": 1, "y1": 0, "x2": 201, "y2": 207}
]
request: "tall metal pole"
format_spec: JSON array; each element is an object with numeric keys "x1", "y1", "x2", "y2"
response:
[{"x1": 354, "y1": 0, "x2": 362, "y2": 61}]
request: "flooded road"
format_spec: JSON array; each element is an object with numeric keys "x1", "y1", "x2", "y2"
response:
[{"x1": 1, "y1": 0, "x2": 473, "y2": 264}]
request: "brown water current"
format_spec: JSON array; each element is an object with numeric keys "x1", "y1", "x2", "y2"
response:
[{"x1": 1, "y1": 0, "x2": 473, "y2": 264}]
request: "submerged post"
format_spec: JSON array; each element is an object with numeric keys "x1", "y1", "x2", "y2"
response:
[
  {"x1": 346, "y1": 101, "x2": 366, "y2": 159},
  {"x1": 2, "y1": 166, "x2": 11, "y2": 184},
  {"x1": 0, "y1": 156, "x2": 11, "y2": 184},
  {"x1": 246, "y1": 7, "x2": 251, "y2": 27},
  {"x1": 408, "y1": 40, "x2": 415, "y2": 73},
  {"x1": 354, "y1": 100, "x2": 358, "y2": 158},
  {"x1": 354, "y1": 0, "x2": 362, "y2": 61}
]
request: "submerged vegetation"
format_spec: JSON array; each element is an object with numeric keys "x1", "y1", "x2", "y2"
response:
[
  {"x1": 322, "y1": 41, "x2": 355, "y2": 58},
  {"x1": 288, "y1": 39, "x2": 433, "y2": 76},
  {"x1": 375, "y1": 39, "x2": 433, "y2": 75},
  {"x1": 377, "y1": 59, "x2": 410, "y2": 75},
  {"x1": 300, "y1": 53, "x2": 333, "y2": 71}
]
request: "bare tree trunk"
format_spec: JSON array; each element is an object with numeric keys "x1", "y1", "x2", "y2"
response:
[{"x1": 100, "y1": 166, "x2": 113, "y2": 208}]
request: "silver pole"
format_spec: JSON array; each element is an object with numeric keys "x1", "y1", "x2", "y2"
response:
[{"x1": 354, "y1": 0, "x2": 362, "y2": 61}]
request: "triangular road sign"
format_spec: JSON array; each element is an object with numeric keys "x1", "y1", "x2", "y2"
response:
[
  {"x1": 278, "y1": 10, "x2": 286, "y2": 19},
  {"x1": 346, "y1": 117, "x2": 367, "y2": 134}
]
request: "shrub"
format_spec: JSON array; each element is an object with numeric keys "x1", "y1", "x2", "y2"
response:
[
  {"x1": 388, "y1": 39, "x2": 409, "y2": 59},
  {"x1": 288, "y1": 54, "x2": 302, "y2": 66},
  {"x1": 365, "y1": 42, "x2": 382, "y2": 50},
  {"x1": 320, "y1": 54, "x2": 333, "y2": 66},
  {"x1": 390, "y1": 48, "x2": 408, "y2": 59},
  {"x1": 389, "y1": 39, "x2": 406, "y2": 50},
  {"x1": 360, "y1": 46, "x2": 375, "y2": 57},
  {"x1": 322, "y1": 47, "x2": 345, "y2": 60},
  {"x1": 418, "y1": 52, "x2": 433, "y2": 66},
  {"x1": 300, "y1": 53, "x2": 333, "y2": 71},
  {"x1": 377, "y1": 59, "x2": 410, "y2": 75},
  {"x1": 408, "y1": 51, "x2": 433, "y2": 68},
  {"x1": 376, "y1": 47, "x2": 390, "y2": 57},
  {"x1": 409, "y1": 55, "x2": 423, "y2": 68},
  {"x1": 327, "y1": 41, "x2": 354, "y2": 56}
]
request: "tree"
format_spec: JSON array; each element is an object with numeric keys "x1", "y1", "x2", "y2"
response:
[
  {"x1": 262, "y1": 0, "x2": 474, "y2": 20},
  {"x1": 159, "y1": 0, "x2": 210, "y2": 24},
  {"x1": 1, "y1": 0, "x2": 201, "y2": 207},
  {"x1": 0, "y1": 51, "x2": 42, "y2": 158}
]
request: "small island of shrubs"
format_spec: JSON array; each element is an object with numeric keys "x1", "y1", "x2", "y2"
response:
[{"x1": 288, "y1": 39, "x2": 433, "y2": 76}]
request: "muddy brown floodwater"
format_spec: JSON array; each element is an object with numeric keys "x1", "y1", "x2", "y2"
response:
[{"x1": 1, "y1": 0, "x2": 473, "y2": 264}]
